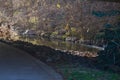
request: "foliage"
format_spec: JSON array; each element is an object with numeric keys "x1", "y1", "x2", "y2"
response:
[
  {"x1": 0, "y1": 0, "x2": 119, "y2": 41},
  {"x1": 29, "y1": 17, "x2": 38, "y2": 24},
  {"x1": 56, "y1": 64, "x2": 120, "y2": 80},
  {"x1": 57, "y1": 3, "x2": 61, "y2": 8},
  {"x1": 13, "y1": 11, "x2": 21, "y2": 16},
  {"x1": 70, "y1": 27, "x2": 79, "y2": 37},
  {"x1": 61, "y1": 35, "x2": 67, "y2": 40},
  {"x1": 65, "y1": 24, "x2": 71, "y2": 31},
  {"x1": 98, "y1": 22, "x2": 120, "y2": 66},
  {"x1": 92, "y1": 10, "x2": 120, "y2": 17},
  {"x1": 65, "y1": 32, "x2": 71, "y2": 36},
  {"x1": 95, "y1": 32, "x2": 105, "y2": 39},
  {"x1": 51, "y1": 31, "x2": 58, "y2": 37}
]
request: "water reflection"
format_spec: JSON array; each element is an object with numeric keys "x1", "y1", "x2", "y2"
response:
[{"x1": 18, "y1": 36, "x2": 99, "y2": 54}]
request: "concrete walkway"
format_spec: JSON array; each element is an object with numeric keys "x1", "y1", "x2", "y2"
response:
[{"x1": 0, "y1": 42, "x2": 63, "y2": 80}]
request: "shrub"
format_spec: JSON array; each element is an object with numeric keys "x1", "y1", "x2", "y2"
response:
[{"x1": 97, "y1": 23, "x2": 120, "y2": 66}]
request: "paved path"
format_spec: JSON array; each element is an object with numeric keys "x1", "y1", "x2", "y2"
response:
[{"x1": 0, "y1": 42, "x2": 63, "y2": 80}]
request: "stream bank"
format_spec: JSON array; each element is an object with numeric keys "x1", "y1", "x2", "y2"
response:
[{"x1": 0, "y1": 39, "x2": 120, "y2": 80}]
